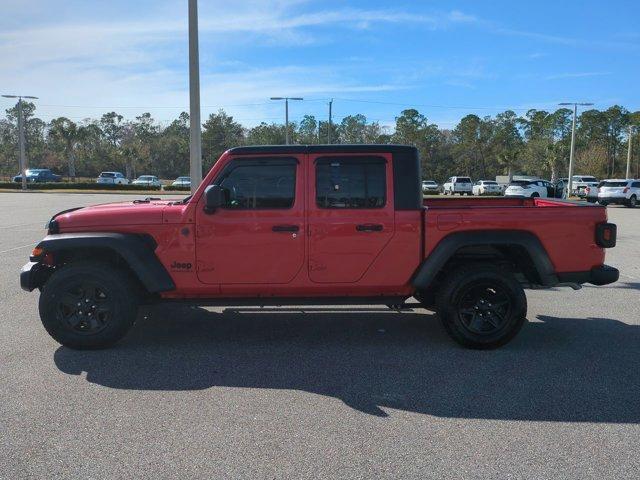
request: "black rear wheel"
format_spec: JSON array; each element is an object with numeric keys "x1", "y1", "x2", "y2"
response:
[
  {"x1": 627, "y1": 195, "x2": 637, "y2": 208},
  {"x1": 436, "y1": 264, "x2": 527, "y2": 349},
  {"x1": 39, "y1": 262, "x2": 139, "y2": 349}
]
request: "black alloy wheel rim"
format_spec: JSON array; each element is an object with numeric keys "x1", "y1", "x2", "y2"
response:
[
  {"x1": 55, "y1": 281, "x2": 113, "y2": 335},
  {"x1": 456, "y1": 283, "x2": 512, "y2": 335}
]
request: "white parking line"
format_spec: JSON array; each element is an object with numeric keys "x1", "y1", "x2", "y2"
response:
[{"x1": 0, "y1": 243, "x2": 34, "y2": 254}]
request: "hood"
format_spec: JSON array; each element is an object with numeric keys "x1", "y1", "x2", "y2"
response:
[{"x1": 53, "y1": 199, "x2": 173, "y2": 231}]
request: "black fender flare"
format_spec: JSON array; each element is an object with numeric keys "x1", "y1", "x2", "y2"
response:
[
  {"x1": 34, "y1": 232, "x2": 175, "y2": 293},
  {"x1": 411, "y1": 230, "x2": 558, "y2": 289}
]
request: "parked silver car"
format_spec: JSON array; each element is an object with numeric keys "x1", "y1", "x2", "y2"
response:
[
  {"x1": 597, "y1": 179, "x2": 640, "y2": 207},
  {"x1": 96, "y1": 172, "x2": 128, "y2": 185}
]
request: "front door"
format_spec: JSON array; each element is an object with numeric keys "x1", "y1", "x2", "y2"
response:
[
  {"x1": 195, "y1": 156, "x2": 305, "y2": 284},
  {"x1": 307, "y1": 154, "x2": 395, "y2": 283}
]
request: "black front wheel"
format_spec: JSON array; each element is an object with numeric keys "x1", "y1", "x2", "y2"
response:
[
  {"x1": 39, "y1": 262, "x2": 139, "y2": 349},
  {"x1": 436, "y1": 264, "x2": 527, "y2": 349}
]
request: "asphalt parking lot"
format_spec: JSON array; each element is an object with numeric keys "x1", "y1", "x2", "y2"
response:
[{"x1": 1, "y1": 192, "x2": 639, "y2": 479}]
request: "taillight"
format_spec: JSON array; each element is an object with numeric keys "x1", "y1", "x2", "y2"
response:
[
  {"x1": 585, "y1": 187, "x2": 590, "y2": 194},
  {"x1": 623, "y1": 187, "x2": 630, "y2": 193},
  {"x1": 596, "y1": 223, "x2": 617, "y2": 248}
]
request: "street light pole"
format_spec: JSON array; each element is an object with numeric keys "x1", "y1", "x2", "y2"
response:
[
  {"x1": 626, "y1": 125, "x2": 633, "y2": 180},
  {"x1": 285, "y1": 98, "x2": 289, "y2": 144},
  {"x1": 2, "y1": 94, "x2": 38, "y2": 191},
  {"x1": 188, "y1": 0, "x2": 202, "y2": 194},
  {"x1": 270, "y1": 97, "x2": 303, "y2": 145},
  {"x1": 558, "y1": 102, "x2": 593, "y2": 198},
  {"x1": 328, "y1": 99, "x2": 333, "y2": 144}
]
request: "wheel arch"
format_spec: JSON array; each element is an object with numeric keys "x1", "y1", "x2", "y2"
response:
[
  {"x1": 411, "y1": 230, "x2": 558, "y2": 290},
  {"x1": 33, "y1": 233, "x2": 175, "y2": 293}
]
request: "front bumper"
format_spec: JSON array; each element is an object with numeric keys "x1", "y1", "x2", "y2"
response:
[
  {"x1": 557, "y1": 265, "x2": 620, "y2": 286},
  {"x1": 20, "y1": 262, "x2": 51, "y2": 292}
]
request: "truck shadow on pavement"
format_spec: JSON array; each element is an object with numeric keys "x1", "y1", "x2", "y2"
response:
[{"x1": 54, "y1": 305, "x2": 640, "y2": 422}]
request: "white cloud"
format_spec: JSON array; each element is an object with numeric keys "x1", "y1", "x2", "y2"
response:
[
  {"x1": 544, "y1": 72, "x2": 612, "y2": 80},
  {"x1": 0, "y1": 3, "x2": 471, "y2": 124}
]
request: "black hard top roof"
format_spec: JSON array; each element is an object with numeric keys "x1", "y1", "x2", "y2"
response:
[{"x1": 227, "y1": 144, "x2": 417, "y2": 155}]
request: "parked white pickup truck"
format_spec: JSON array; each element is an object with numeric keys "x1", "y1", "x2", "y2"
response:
[
  {"x1": 571, "y1": 175, "x2": 599, "y2": 197},
  {"x1": 443, "y1": 176, "x2": 473, "y2": 195}
]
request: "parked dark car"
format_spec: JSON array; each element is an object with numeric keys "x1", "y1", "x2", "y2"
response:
[{"x1": 13, "y1": 169, "x2": 62, "y2": 183}]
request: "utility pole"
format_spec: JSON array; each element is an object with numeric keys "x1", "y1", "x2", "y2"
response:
[
  {"x1": 188, "y1": 0, "x2": 202, "y2": 194},
  {"x1": 626, "y1": 125, "x2": 633, "y2": 180},
  {"x1": 328, "y1": 98, "x2": 333, "y2": 144},
  {"x1": 270, "y1": 97, "x2": 303, "y2": 145},
  {"x1": 2, "y1": 94, "x2": 38, "y2": 191},
  {"x1": 558, "y1": 102, "x2": 593, "y2": 198}
]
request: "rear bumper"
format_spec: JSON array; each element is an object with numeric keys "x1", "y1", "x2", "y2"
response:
[
  {"x1": 557, "y1": 265, "x2": 620, "y2": 286},
  {"x1": 597, "y1": 195, "x2": 628, "y2": 204}
]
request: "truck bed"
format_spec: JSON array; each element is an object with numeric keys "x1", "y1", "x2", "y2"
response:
[
  {"x1": 422, "y1": 196, "x2": 608, "y2": 275},
  {"x1": 423, "y1": 196, "x2": 582, "y2": 209}
]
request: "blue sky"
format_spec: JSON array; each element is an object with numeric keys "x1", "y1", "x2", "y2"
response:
[{"x1": 1, "y1": 0, "x2": 638, "y2": 130}]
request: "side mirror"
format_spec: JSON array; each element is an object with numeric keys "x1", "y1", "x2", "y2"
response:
[{"x1": 204, "y1": 184, "x2": 224, "y2": 214}]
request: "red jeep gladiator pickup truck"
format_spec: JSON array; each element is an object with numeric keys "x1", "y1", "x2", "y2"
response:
[{"x1": 21, "y1": 145, "x2": 619, "y2": 350}]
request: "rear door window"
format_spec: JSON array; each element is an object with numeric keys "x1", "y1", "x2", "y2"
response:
[{"x1": 316, "y1": 156, "x2": 386, "y2": 209}]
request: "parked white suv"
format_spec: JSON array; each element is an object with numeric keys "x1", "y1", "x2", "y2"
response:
[
  {"x1": 97, "y1": 171, "x2": 128, "y2": 185},
  {"x1": 443, "y1": 176, "x2": 473, "y2": 195},
  {"x1": 504, "y1": 179, "x2": 551, "y2": 198},
  {"x1": 472, "y1": 180, "x2": 502, "y2": 196},
  {"x1": 597, "y1": 179, "x2": 640, "y2": 208}
]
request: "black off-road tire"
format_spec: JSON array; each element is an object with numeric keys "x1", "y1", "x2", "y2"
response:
[
  {"x1": 39, "y1": 262, "x2": 139, "y2": 349},
  {"x1": 435, "y1": 264, "x2": 527, "y2": 349}
]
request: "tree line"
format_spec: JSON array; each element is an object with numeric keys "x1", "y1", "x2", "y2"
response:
[{"x1": 1, "y1": 102, "x2": 638, "y2": 182}]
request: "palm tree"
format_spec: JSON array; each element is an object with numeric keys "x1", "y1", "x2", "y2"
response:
[{"x1": 49, "y1": 117, "x2": 82, "y2": 180}]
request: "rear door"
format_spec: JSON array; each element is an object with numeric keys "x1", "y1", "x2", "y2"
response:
[
  {"x1": 307, "y1": 153, "x2": 395, "y2": 283},
  {"x1": 195, "y1": 156, "x2": 305, "y2": 284}
]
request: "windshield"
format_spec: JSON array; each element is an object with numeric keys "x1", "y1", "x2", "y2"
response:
[
  {"x1": 422, "y1": 181, "x2": 436, "y2": 185},
  {"x1": 601, "y1": 181, "x2": 628, "y2": 187},
  {"x1": 138, "y1": 176, "x2": 154, "y2": 180},
  {"x1": 99, "y1": 172, "x2": 115, "y2": 178}
]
